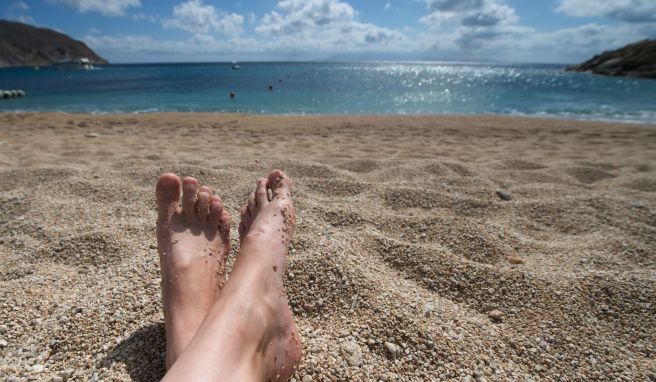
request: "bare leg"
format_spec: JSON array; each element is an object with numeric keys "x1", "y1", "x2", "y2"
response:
[
  {"x1": 162, "y1": 170, "x2": 302, "y2": 381},
  {"x1": 156, "y1": 174, "x2": 231, "y2": 368}
]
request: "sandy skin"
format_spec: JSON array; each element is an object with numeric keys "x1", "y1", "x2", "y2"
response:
[{"x1": 156, "y1": 170, "x2": 301, "y2": 381}]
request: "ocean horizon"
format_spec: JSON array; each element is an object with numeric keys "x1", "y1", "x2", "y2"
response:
[{"x1": 1, "y1": 61, "x2": 655, "y2": 123}]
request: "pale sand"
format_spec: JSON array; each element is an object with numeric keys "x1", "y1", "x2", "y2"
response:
[{"x1": 0, "y1": 112, "x2": 655, "y2": 381}]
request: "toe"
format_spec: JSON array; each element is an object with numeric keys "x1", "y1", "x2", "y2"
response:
[
  {"x1": 219, "y1": 211, "x2": 231, "y2": 241},
  {"x1": 268, "y1": 170, "x2": 292, "y2": 200},
  {"x1": 239, "y1": 205, "x2": 251, "y2": 238},
  {"x1": 247, "y1": 191, "x2": 256, "y2": 212},
  {"x1": 197, "y1": 191, "x2": 211, "y2": 223},
  {"x1": 182, "y1": 177, "x2": 199, "y2": 221},
  {"x1": 156, "y1": 173, "x2": 181, "y2": 223},
  {"x1": 240, "y1": 205, "x2": 252, "y2": 226},
  {"x1": 255, "y1": 178, "x2": 269, "y2": 205},
  {"x1": 208, "y1": 198, "x2": 224, "y2": 226},
  {"x1": 238, "y1": 222, "x2": 246, "y2": 240}
]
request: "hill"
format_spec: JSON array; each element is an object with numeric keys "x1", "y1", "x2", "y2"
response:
[
  {"x1": 0, "y1": 20, "x2": 107, "y2": 68},
  {"x1": 567, "y1": 39, "x2": 656, "y2": 79}
]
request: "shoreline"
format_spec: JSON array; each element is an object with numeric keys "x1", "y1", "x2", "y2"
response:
[
  {"x1": 2, "y1": 110, "x2": 655, "y2": 125},
  {"x1": 1, "y1": 112, "x2": 655, "y2": 380}
]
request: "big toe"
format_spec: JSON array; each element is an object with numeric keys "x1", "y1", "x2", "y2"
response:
[
  {"x1": 156, "y1": 173, "x2": 181, "y2": 222},
  {"x1": 267, "y1": 170, "x2": 292, "y2": 200}
]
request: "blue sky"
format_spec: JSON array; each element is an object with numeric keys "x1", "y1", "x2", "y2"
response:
[{"x1": 4, "y1": 0, "x2": 656, "y2": 63}]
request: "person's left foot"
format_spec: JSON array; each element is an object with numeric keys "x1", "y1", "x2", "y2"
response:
[{"x1": 155, "y1": 173, "x2": 231, "y2": 368}]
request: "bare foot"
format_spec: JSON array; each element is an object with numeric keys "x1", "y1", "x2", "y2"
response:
[
  {"x1": 234, "y1": 170, "x2": 302, "y2": 381},
  {"x1": 155, "y1": 173, "x2": 231, "y2": 368}
]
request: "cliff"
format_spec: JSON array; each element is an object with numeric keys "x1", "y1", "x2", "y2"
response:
[
  {"x1": 567, "y1": 39, "x2": 656, "y2": 79},
  {"x1": 0, "y1": 20, "x2": 107, "y2": 68}
]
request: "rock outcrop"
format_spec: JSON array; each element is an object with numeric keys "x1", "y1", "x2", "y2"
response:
[
  {"x1": 0, "y1": 20, "x2": 107, "y2": 68},
  {"x1": 567, "y1": 39, "x2": 656, "y2": 79}
]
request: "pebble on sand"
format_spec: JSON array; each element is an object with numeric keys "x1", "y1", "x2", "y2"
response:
[
  {"x1": 507, "y1": 256, "x2": 526, "y2": 265},
  {"x1": 84, "y1": 133, "x2": 100, "y2": 138},
  {"x1": 57, "y1": 369, "x2": 74, "y2": 381},
  {"x1": 340, "y1": 340, "x2": 363, "y2": 366},
  {"x1": 496, "y1": 189, "x2": 512, "y2": 201},
  {"x1": 384, "y1": 342, "x2": 399, "y2": 357},
  {"x1": 488, "y1": 309, "x2": 504, "y2": 322}
]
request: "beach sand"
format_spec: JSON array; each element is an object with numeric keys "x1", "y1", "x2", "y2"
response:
[{"x1": 0, "y1": 112, "x2": 655, "y2": 381}]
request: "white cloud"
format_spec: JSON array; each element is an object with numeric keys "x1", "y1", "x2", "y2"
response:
[
  {"x1": 384, "y1": 2, "x2": 391, "y2": 11},
  {"x1": 247, "y1": 12, "x2": 256, "y2": 25},
  {"x1": 557, "y1": 0, "x2": 656, "y2": 23},
  {"x1": 255, "y1": 0, "x2": 405, "y2": 50},
  {"x1": 6, "y1": 1, "x2": 35, "y2": 24},
  {"x1": 49, "y1": 0, "x2": 140, "y2": 16},
  {"x1": 15, "y1": 14, "x2": 35, "y2": 24},
  {"x1": 162, "y1": 0, "x2": 244, "y2": 35},
  {"x1": 132, "y1": 12, "x2": 158, "y2": 22},
  {"x1": 84, "y1": 33, "x2": 262, "y2": 59},
  {"x1": 426, "y1": 0, "x2": 484, "y2": 12},
  {"x1": 420, "y1": 0, "x2": 527, "y2": 51},
  {"x1": 10, "y1": 1, "x2": 30, "y2": 11}
]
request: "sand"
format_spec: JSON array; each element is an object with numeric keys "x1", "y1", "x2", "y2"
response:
[{"x1": 0, "y1": 112, "x2": 655, "y2": 381}]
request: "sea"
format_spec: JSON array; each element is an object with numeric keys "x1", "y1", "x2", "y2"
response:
[{"x1": 1, "y1": 62, "x2": 655, "y2": 123}]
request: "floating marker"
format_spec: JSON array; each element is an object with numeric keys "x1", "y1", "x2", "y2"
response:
[{"x1": 0, "y1": 89, "x2": 27, "y2": 100}]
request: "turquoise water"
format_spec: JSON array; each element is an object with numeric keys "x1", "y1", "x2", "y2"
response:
[{"x1": 1, "y1": 62, "x2": 655, "y2": 122}]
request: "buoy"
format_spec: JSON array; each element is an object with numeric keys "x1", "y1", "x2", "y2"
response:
[
  {"x1": 229, "y1": 91, "x2": 236, "y2": 98},
  {"x1": 0, "y1": 89, "x2": 26, "y2": 100},
  {"x1": 268, "y1": 85, "x2": 273, "y2": 90}
]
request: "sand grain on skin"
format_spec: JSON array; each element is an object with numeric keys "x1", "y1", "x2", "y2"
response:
[{"x1": 0, "y1": 113, "x2": 655, "y2": 381}]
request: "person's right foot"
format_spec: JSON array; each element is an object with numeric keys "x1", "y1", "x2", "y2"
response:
[{"x1": 233, "y1": 170, "x2": 302, "y2": 381}]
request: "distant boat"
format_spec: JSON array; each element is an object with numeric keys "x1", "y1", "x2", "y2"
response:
[
  {"x1": 231, "y1": 61, "x2": 240, "y2": 70},
  {"x1": 54, "y1": 57, "x2": 94, "y2": 70}
]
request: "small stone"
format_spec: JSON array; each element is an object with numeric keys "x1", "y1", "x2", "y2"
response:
[
  {"x1": 0, "y1": 339, "x2": 7, "y2": 348},
  {"x1": 340, "y1": 340, "x2": 363, "y2": 366},
  {"x1": 488, "y1": 309, "x2": 503, "y2": 322},
  {"x1": 84, "y1": 133, "x2": 100, "y2": 138},
  {"x1": 507, "y1": 256, "x2": 525, "y2": 265},
  {"x1": 52, "y1": 377, "x2": 64, "y2": 382},
  {"x1": 57, "y1": 369, "x2": 74, "y2": 380},
  {"x1": 32, "y1": 364, "x2": 44, "y2": 373},
  {"x1": 496, "y1": 189, "x2": 512, "y2": 201},
  {"x1": 0, "y1": 324, "x2": 8, "y2": 333},
  {"x1": 384, "y1": 342, "x2": 398, "y2": 357},
  {"x1": 423, "y1": 304, "x2": 433, "y2": 318},
  {"x1": 302, "y1": 376, "x2": 312, "y2": 382}
]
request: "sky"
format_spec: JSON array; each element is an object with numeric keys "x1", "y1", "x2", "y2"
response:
[{"x1": 4, "y1": 0, "x2": 656, "y2": 64}]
